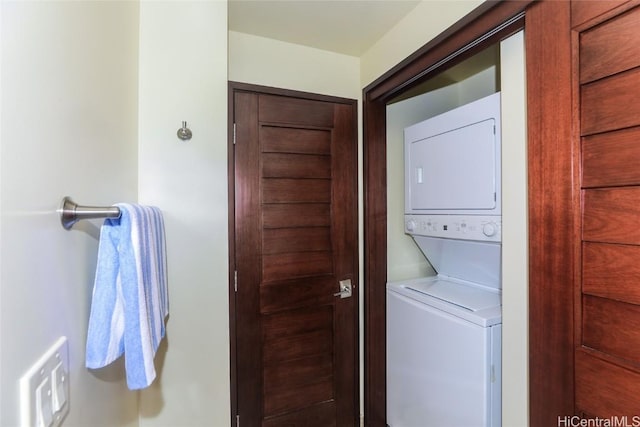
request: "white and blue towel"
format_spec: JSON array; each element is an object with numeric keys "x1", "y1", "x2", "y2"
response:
[{"x1": 86, "y1": 203, "x2": 168, "y2": 390}]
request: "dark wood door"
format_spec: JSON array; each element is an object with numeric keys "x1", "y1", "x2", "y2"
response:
[
  {"x1": 574, "y1": 1, "x2": 640, "y2": 417},
  {"x1": 231, "y1": 84, "x2": 358, "y2": 426},
  {"x1": 528, "y1": 0, "x2": 640, "y2": 422}
]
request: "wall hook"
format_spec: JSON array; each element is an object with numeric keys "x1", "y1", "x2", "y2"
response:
[{"x1": 177, "y1": 121, "x2": 192, "y2": 141}]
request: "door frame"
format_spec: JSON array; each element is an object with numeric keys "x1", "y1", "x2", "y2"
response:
[
  {"x1": 228, "y1": 81, "x2": 359, "y2": 426},
  {"x1": 360, "y1": 2, "x2": 575, "y2": 426}
]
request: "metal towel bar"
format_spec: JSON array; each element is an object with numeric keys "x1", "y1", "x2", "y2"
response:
[{"x1": 58, "y1": 196, "x2": 121, "y2": 230}]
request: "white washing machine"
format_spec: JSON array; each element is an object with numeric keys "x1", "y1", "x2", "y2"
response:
[
  {"x1": 386, "y1": 225, "x2": 503, "y2": 427},
  {"x1": 387, "y1": 275, "x2": 502, "y2": 427}
]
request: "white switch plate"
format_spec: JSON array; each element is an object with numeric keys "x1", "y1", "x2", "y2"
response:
[{"x1": 20, "y1": 337, "x2": 69, "y2": 427}]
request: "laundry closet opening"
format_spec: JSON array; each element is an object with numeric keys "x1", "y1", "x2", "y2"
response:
[
  {"x1": 382, "y1": 32, "x2": 528, "y2": 425},
  {"x1": 386, "y1": 44, "x2": 500, "y2": 282}
]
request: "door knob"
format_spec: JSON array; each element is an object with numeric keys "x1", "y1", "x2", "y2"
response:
[{"x1": 334, "y1": 279, "x2": 352, "y2": 299}]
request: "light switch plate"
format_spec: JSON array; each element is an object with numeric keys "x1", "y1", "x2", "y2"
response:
[{"x1": 20, "y1": 337, "x2": 69, "y2": 427}]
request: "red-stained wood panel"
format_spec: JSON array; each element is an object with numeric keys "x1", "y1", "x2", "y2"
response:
[
  {"x1": 260, "y1": 277, "x2": 334, "y2": 315},
  {"x1": 583, "y1": 187, "x2": 640, "y2": 244},
  {"x1": 259, "y1": 94, "x2": 334, "y2": 127},
  {"x1": 263, "y1": 305, "x2": 335, "y2": 417},
  {"x1": 263, "y1": 375, "x2": 333, "y2": 417},
  {"x1": 263, "y1": 402, "x2": 337, "y2": 427},
  {"x1": 575, "y1": 349, "x2": 640, "y2": 416},
  {"x1": 572, "y1": 0, "x2": 630, "y2": 28},
  {"x1": 264, "y1": 355, "x2": 333, "y2": 391},
  {"x1": 262, "y1": 178, "x2": 331, "y2": 204},
  {"x1": 262, "y1": 252, "x2": 333, "y2": 282},
  {"x1": 583, "y1": 242, "x2": 640, "y2": 305},
  {"x1": 579, "y1": 4, "x2": 640, "y2": 83},
  {"x1": 582, "y1": 126, "x2": 640, "y2": 188},
  {"x1": 582, "y1": 295, "x2": 640, "y2": 364},
  {"x1": 581, "y1": 68, "x2": 640, "y2": 136},
  {"x1": 261, "y1": 126, "x2": 331, "y2": 155},
  {"x1": 263, "y1": 227, "x2": 331, "y2": 254},
  {"x1": 263, "y1": 327, "x2": 333, "y2": 363},
  {"x1": 262, "y1": 203, "x2": 330, "y2": 229},
  {"x1": 263, "y1": 351, "x2": 334, "y2": 417},
  {"x1": 262, "y1": 153, "x2": 331, "y2": 179}
]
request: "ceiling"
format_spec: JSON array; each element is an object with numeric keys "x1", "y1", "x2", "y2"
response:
[{"x1": 228, "y1": 0, "x2": 422, "y2": 57}]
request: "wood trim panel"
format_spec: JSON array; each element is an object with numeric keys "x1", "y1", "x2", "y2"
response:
[
  {"x1": 572, "y1": 0, "x2": 640, "y2": 32},
  {"x1": 579, "y1": 4, "x2": 640, "y2": 84},
  {"x1": 261, "y1": 126, "x2": 331, "y2": 155},
  {"x1": 259, "y1": 94, "x2": 334, "y2": 127},
  {"x1": 232, "y1": 89, "x2": 263, "y2": 425},
  {"x1": 230, "y1": 81, "x2": 357, "y2": 105},
  {"x1": 581, "y1": 67, "x2": 640, "y2": 136},
  {"x1": 575, "y1": 349, "x2": 640, "y2": 416},
  {"x1": 263, "y1": 204, "x2": 330, "y2": 228},
  {"x1": 262, "y1": 178, "x2": 331, "y2": 203},
  {"x1": 583, "y1": 242, "x2": 640, "y2": 305},
  {"x1": 583, "y1": 187, "x2": 640, "y2": 245},
  {"x1": 363, "y1": 95, "x2": 388, "y2": 427},
  {"x1": 582, "y1": 127, "x2": 640, "y2": 188},
  {"x1": 262, "y1": 401, "x2": 336, "y2": 427},
  {"x1": 572, "y1": 0, "x2": 631, "y2": 31},
  {"x1": 228, "y1": 82, "x2": 238, "y2": 427},
  {"x1": 526, "y1": 1, "x2": 576, "y2": 423},
  {"x1": 331, "y1": 101, "x2": 360, "y2": 427},
  {"x1": 582, "y1": 295, "x2": 640, "y2": 365}
]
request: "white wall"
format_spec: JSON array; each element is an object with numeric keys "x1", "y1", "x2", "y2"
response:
[
  {"x1": 137, "y1": 2, "x2": 230, "y2": 426},
  {"x1": 1, "y1": 2, "x2": 140, "y2": 426}
]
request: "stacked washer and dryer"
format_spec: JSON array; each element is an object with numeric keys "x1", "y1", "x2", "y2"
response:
[{"x1": 387, "y1": 92, "x2": 503, "y2": 427}]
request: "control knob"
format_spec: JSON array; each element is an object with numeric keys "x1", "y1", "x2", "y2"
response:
[
  {"x1": 406, "y1": 219, "x2": 417, "y2": 232},
  {"x1": 482, "y1": 222, "x2": 498, "y2": 237}
]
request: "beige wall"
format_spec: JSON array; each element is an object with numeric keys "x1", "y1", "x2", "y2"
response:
[
  {"x1": 1, "y1": 1, "x2": 230, "y2": 426},
  {"x1": 1, "y1": 2, "x2": 140, "y2": 425},
  {"x1": 137, "y1": 2, "x2": 230, "y2": 426},
  {"x1": 229, "y1": 31, "x2": 361, "y2": 99},
  {"x1": 360, "y1": 0, "x2": 483, "y2": 87},
  {"x1": 500, "y1": 30, "x2": 528, "y2": 427},
  {"x1": 0, "y1": 1, "x2": 527, "y2": 425}
]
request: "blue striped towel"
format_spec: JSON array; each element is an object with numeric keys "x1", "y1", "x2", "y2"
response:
[{"x1": 86, "y1": 203, "x2": 168, "y2": 390}]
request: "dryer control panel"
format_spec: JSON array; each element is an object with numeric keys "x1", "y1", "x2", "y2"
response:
[{"x1": 405, "y1": 214, "x2": 501, "y2": 242}]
